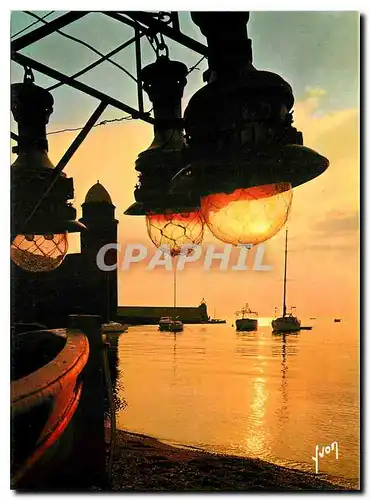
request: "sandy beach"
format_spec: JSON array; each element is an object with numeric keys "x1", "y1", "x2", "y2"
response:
[{"x1": 107, "y1": 428, "x2": 358, "y2": 492}]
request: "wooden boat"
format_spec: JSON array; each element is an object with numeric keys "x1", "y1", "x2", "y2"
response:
[
  {"x1": 11, "y1": 327, "x2": 89, "y2": 489},
  {"x1": 235, "y1": 304, "x2": 258, "y2": 331},
  {"x1": 272, "y1": 229, "x2": 301, "y2": 333},
  {"x1": 334, "y1": 318, "x2": 341, "y2": 323}
]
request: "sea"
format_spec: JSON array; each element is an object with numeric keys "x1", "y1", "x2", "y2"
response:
[{"x1": 114, "y1": 319, "x2": 359, "y2": 484}]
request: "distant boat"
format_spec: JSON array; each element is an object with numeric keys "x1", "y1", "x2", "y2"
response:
[
  {"x1": 101, "y1": 321, "x2": 128, "y2": 333},
  {"x1": 235, "y1": 304, "x2": 258, "y2": 331},
  {"x1": 309, "y1": 317, "x2": 316, "y2": 320},
  {"x1": 272, "y1": 228, "x2": 301, "y2": 333},
  {"x1": 158, "y1": 317, "x2": 184, "y2": 332},
  {"x1": 209, "y1": 309, "x2": 226, "y2": 323},
  {"x1": 334, "y1": 318, "x2": 341, "y2": 323},
  {"x1": 300, "y1": 326, "x2": 313, "y2": 330}
]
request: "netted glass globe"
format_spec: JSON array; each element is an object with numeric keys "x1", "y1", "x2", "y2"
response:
[
  {"x1": 11, "y1": 233, "x2": 68, "y2": 272},
  {"x1": 200, "y1": 183, "x2": 293, "y2": 246},
  {"x1": 146, "y1": 211, "x2": 204, "y2": 257}
]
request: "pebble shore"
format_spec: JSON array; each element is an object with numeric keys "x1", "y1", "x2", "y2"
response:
[{"x1": 107, "y1": 429, "x2": 358, "y2": 492}]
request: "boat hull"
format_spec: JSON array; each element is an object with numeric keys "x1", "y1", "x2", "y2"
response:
[
  {"x1": 272, "y1": 316, "x2": 301, "y2": 332},
  {"x1": 169, "y1": 324, "x2": 184, "y2": 332},
  {"x1": 11, "y1": 328, "x2": 89, "y2": 489},
  {"x1": 236, "y1": 318, "x2": 258, "y2": 331},
  {"x1": 159, "y1": 322, "x2": 184, "y2": 332}
]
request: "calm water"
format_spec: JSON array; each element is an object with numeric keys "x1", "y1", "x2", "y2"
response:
[{"x1": 115, "y1": 320, "x2": 359, "y2": 482}]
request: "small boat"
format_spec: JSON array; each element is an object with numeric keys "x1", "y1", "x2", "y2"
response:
[
  {"x1": 101, "y1": 321, "x2": 128, "y2": 333},
  {"x1": 235, "y1": 304, "x2": 258, "y2": 331},
  {"x1": 158, "y1": 317, "x2": 184, "y2": 332},
  {"x1": 272, "y1": 229, "x2": 301, "y2": 333},
  {"x1": 309, "y1": 317, "x2": 316, "y2": 320},
  {"x1": 300, "y1": 326, "x2": 313, "y2": 330},
  {"x1": 209, "y1": 308, "x2": 226, "y2": 324},
  {"x1": 334, "y1": 318, "x2": 341, "y2": 323}
]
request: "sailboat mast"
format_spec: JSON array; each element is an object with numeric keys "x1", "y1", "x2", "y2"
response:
[
  {"x1": 282, "y1": 228, "x2": 288, "y2": 317},
  {"x1": 173, "y1": 258, "x2": 177, "y2": 311}
]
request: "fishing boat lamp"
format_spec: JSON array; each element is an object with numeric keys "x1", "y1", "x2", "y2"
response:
[
  {"x1": 11, "y1": 72, "x2": 85, "y2": 273},
  {"x1": 124, "y1": 55, "x2": 204, "y2": 257},
  {"x1": 171, "y1": 12, "x2": 329, "y2": 246}
]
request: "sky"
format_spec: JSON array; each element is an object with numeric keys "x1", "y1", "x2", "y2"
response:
[{"x1": 10, "y1": 11, "x2": 359, "y2": 322}]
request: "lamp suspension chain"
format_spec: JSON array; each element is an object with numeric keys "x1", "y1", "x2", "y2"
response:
[
  {"x1": 148, "y1": 31, "x2": 169, "y2": 59},
  {"x1": 23, "y1": 65, "x2": 35, "y2": 83}
]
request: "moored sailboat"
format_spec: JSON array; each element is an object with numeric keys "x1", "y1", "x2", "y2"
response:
[
  {"x1": 272, "y1": 228, "x2": 301, "y2": 333},
  {"x1": 158, "y1": 316, "x2": 184, "y2": 332}
]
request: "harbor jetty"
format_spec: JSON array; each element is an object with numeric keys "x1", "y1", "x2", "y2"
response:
[{"x1": 117, "y1": 301, "x2": 209, "y2": 325}]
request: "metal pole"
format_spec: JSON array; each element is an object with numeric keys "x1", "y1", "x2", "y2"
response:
[
  {"x1": 11, "y1": 12, "x2": 89, "y2": 52},
  {"x1": 17, "y1": 101, "x2": 107, "y2": 237},
  {"x1": 55, "y1": 101, "x2": 108, "y2": 172},
  {"x1": 47, "y1": 33, "x2": 142, "y2": 92},
  {"x1": 135, "y1": 27, "x2": 144, "y2": 114},
  {"x1": 103, "y1": 11, "x2": 208, "y2": 56}
]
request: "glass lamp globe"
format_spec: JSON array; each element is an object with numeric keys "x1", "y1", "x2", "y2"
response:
[
  {"x1": 200, "y1": 182, "x2": 293, "y2": 246},
  {"x1": 11, "y1": 233, "x2": 68, "y2": 272},
  {"x1": 146, "y1": 210, "x2": 204, "y2": 257}
]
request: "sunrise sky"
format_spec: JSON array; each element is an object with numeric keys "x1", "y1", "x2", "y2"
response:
[{"x1": 10, "y1": 11, "x2": 359, "y2": 321}]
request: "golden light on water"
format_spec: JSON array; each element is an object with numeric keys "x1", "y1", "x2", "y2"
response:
[
  {"x1": 201, "y1": 183, "x2": 293, "y2": 245},
  {"x1": 247, "y1": 376, "x2": 268, "y2": 455}
]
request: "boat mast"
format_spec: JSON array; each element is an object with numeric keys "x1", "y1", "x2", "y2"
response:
[
  {"x1": 173, "y1": 258, "x2": 177, "y2": 312},
  {"x1": 282, "y1": 228, "x2": 288, "y2": 317}
]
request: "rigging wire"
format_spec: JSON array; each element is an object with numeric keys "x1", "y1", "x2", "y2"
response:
[
  {"x1": 11, "y1": 57, "x2": 205, "y2": 139},
  {"x1": 46, "y1": 115, "x2": 134, "y2": 136},
  {"x1": 11, "y1": 11, "x2": 54, "y2": 39},
  {"x1": 187, "y1": 55, "x2": 206, "y2": 75},
  {"x1": 46, "y1": 33, "x2": 139, "y2": 92},
  {"x1": 23, "y1": 11, "x2": 138, "y2": 83},
  {"x1": 11, "y1": 54, "x2": 205, "y2": 140}
]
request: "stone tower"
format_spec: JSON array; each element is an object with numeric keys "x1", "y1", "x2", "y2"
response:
[{"x1": 79, "y1": 182, "x2": 118, "y2": 322}]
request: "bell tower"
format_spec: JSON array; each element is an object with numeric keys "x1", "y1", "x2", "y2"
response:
[{"x1": 79, "y1": 182, "x2": 118, "y2": 322}]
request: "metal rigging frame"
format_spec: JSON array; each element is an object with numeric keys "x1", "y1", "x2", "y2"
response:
[{"x1": 11, "y1": 11, "x2": 209, "y2": 172}]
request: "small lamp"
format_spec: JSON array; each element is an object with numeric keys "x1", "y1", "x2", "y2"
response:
[
  {"x1": 124, "y1": 55, "x2": 204, "y2": 257},
  {"x1": 11, "y1": 69, "x2": 85, "y2": 272}
]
